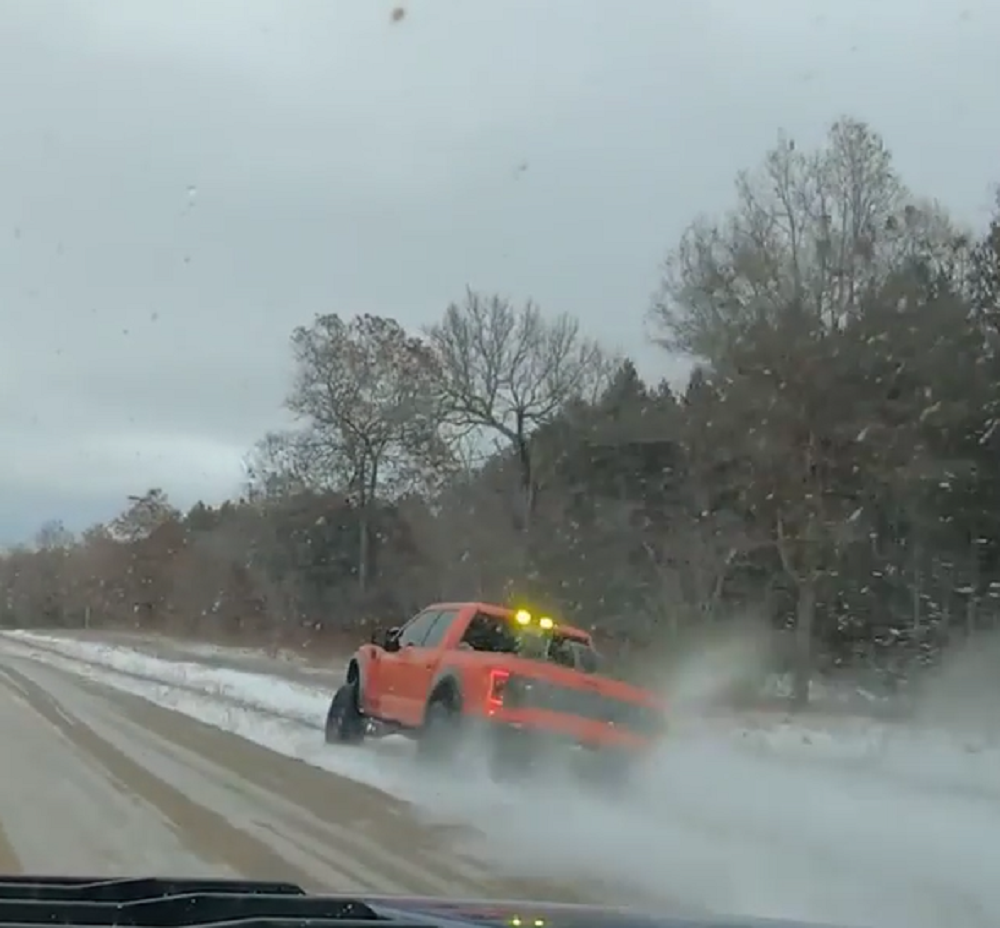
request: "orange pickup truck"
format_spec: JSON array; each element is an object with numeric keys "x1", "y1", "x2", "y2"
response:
[{"x1": 324, "y1": 602, "x2": 666, "y2": 784}]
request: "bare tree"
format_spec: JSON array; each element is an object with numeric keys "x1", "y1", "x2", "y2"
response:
[
  {"x1": 244, "y1": 430, "x2": 316, "y2": 502},
  {"x1": 286, "y1": 313, "x2": 446, "y2": 591},
  {"x1": 426, "y1": 289, "x2": 611, "y2": 540},
  {"x1": 21, "y1": 520, "x2": 76, "y2": 625},
  {"x1": 71, "y1": 524, "x2": 128, "y2": 627},
  {"x1": 34, "y1": 519, "x2": 74, "y2": 551},
  {"x1": 649, "y1": 118, "x2": 958, "y2": 707},
  {"x1": 651, "y1": 117, "x2": 964, "y2": 361},
  {"x1": 110, "y1": 489, "x2": 180, "y2": 544}
]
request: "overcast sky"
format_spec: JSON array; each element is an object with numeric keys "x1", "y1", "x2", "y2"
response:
[{"x1": 0, "y1": 0, "x2": 996, "y2": 544}]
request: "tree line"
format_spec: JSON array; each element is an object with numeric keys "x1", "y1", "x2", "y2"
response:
[{"x1": 3, "y1": 116, "x2": 1000, "y2": 705}]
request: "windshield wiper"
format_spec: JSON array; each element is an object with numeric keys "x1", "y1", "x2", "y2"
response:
[{"x1": 0, "y1": 877, "x2": 436, "y2": 928}]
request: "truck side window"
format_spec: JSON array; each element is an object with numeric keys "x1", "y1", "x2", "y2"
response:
[
  {"x1": 549, "y1": 637, "x2": 576, "y2": 668},
  {"x1": 462, "y1": 612, "x2": 518, "y2": 653},
  {"x1": 398, "y1": 610, "x2": 441, "y2": 648},
  {"x1": 575, "y1": 642, "x2": 601, "y2": 673},
  {"x1": 421, "y1": 609, "x2": 457, "y2": 648}
]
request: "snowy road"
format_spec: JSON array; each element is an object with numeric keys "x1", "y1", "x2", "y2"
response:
[
  {"x1": 4, "y1": 630, "x2": 1000, "y2": 928},
  {"x1": 0, "y1": 648, "x2": 588, "y2": 901}
]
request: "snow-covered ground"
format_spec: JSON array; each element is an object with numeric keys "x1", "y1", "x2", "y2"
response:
[
  {"x1": 4, "y1": 629, "x2": 1000, "y2": 928},
  {"x1": 4, "y1": 632, "x2": 334, "y2": 724},
  {"x1": 0, "y1": 632, "x2": 421, "y2": 796}
]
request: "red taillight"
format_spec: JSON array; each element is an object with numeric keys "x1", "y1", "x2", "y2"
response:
[{"x1": 487, "y1": 669, "x2": 510, "y2": 709}]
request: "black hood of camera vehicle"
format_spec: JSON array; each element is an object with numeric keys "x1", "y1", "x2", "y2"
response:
[
  {"x1": 370, "y1": 895, "x2": 844, "y2": 928},
  {"x1": 0, "y1": 875, "x2": 845, "y2": 928}
]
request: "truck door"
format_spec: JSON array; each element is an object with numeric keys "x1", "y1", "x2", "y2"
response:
[
  {"x1": 396, "y1": 608, "x2": 459, "y2": 724},
  {"x1": 380, "y1": 609, "x2": 441, "y2": 719}
]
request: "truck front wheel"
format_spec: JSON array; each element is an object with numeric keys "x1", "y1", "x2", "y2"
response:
[{"x1": 325, "y1": 682, "x2": 366, "y2": 745}]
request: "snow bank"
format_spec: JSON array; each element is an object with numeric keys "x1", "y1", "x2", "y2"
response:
[{"x1": 2, "y1": 630, "x2": 331, "y2": 725}]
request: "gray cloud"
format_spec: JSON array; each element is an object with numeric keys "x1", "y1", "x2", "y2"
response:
[{"x1": 0, "y1": 0, "x2": 997, "y2": 543}]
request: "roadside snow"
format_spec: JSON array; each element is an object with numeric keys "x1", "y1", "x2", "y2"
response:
[
  {"x1": 0, "y1": 634, "x2": 416, "y2": 794},
  {"x1": 149, "y1": 639, "x2": 340, "y2": 677},
  {"x1": 3, "y1": 631, "x2": 332, "y2": 724}
]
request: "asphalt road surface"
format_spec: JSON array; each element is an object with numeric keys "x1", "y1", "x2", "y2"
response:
[{"x1": 0, "y1": 649, "x2": 588, "y2": 901}]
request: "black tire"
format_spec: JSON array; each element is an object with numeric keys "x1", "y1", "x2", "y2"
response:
[
  {"x1": 489, "y1": 729, "x2": 532, "y2": 784},
  {"x1": 417, "y1": 697, "x2": 461, "y2": 765},
  {"x1": 325, "y1": 682, "x2": 366, "y2": 745},
  {"x1": 585, "y1": 751, "x2": 634, "y2": 797}
]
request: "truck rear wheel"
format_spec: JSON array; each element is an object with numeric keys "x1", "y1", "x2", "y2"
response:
[
  {"x1": 325, "y1": 682, "x2": 366, "y2": 745},
  {"x1": 583, "y1": 750, "x2": 634, "y2": 797},
  {"x1": 417, "y1": 698, "x2": 461, "y2": 765},
  {"x1": 489, "y1": 728, "x2": 533, "y2": 784}
]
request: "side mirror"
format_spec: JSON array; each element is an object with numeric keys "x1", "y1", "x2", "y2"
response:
[{"x1": 380, "y1": 626, "x2": 401, "y2": 652}]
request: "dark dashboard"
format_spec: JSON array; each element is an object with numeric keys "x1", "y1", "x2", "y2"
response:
[{"x1": 0, "y1": 876, "x2": 843, "y2": 928}]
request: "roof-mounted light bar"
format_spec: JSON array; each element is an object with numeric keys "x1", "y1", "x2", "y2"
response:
[{"x1": 512, "y1": 609, "x2": 555, "y2": 631}]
